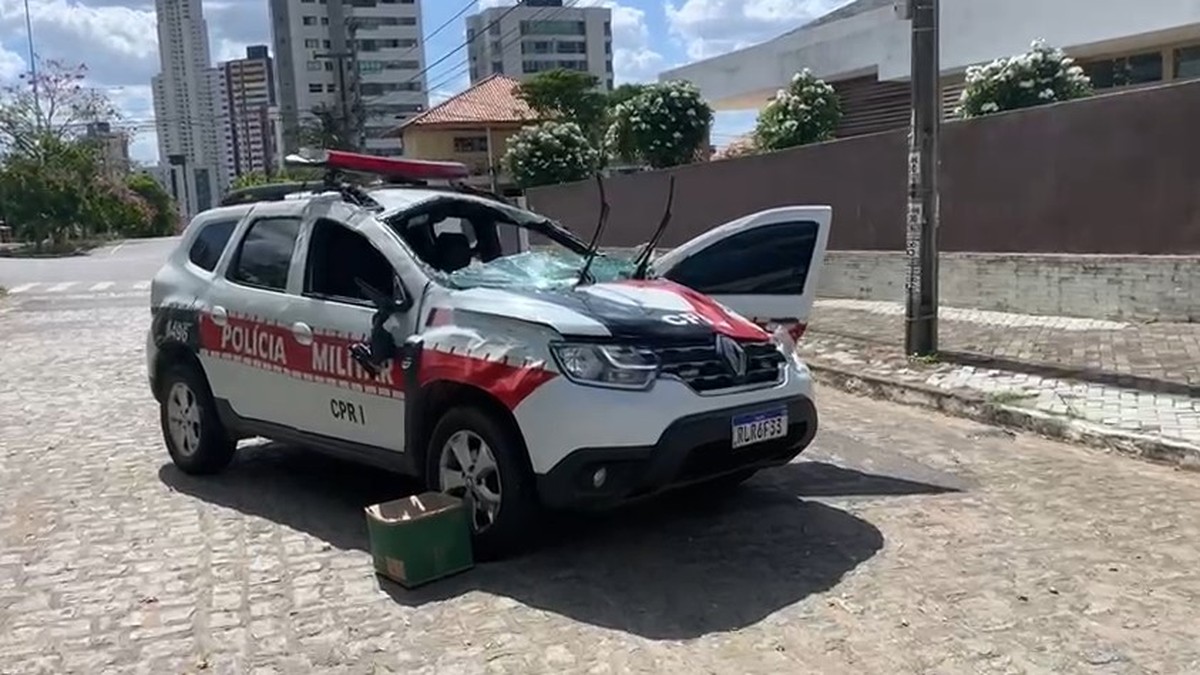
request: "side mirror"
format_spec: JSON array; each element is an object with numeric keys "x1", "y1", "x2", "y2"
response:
[{"x1": 349, "y1": 276, "x2": 411, "y2": 376}]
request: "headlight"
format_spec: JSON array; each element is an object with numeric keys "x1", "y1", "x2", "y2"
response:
[
  {"x1": 773, "y1": 334, "x2": 807, "y2": 373},
  {"x1": 550, "y1": 342, "x2": 659, "y2": 390}
]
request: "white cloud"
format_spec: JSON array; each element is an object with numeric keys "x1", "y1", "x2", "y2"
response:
[
  {"x1": 0, "y1": 43, "x2": 25, "y2": 82},
  {"x1": 665, "y1": 0, "x2": 849, "y2": 61}
]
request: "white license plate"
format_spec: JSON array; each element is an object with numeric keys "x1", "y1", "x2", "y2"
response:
[{"x1": 731, "y1": 408, "x2": 788, "y2": 449}]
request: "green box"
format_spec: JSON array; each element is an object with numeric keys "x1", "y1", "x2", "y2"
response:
[{"x1": 365, "y1": 492, "x2": 475, "y2": 588}]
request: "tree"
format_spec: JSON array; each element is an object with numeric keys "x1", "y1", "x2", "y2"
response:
[
  {"x1": 0, "y1": 59, "x2": 119, "y2": 159},
  {"x1": 299, "y1": 104, "x2": 364, "y2": 152},
  {"x1": 607, "y1": 83, "x2": 649, "y2": 109},
  {"x1": 502, "y1": 121, "x2": 599, "y2": 189},
  {"x1": 231, "y1": 167, "x2": 323, "y2": 190},
  {"x1": 753, "y1": 70, "x2": 841, "y2": 152},
  {"x1": 956, "y1": 40, "x2": 1092, "y2": 118},
  {"x1": 127, "y1": 173, "x2": 180, "y2": 238},
  {"x1": 605, "y1": 80, "x2": 713, "y2": 169},
  {"x1": 515, "y1": 69, "x2": 606, "y2": 141}
]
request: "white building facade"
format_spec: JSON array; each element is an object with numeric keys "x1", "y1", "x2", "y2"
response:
[
  {"x1": 663, "y1": 0, "x2": 1200, "y2": 136},
  {"x1": 219, "y1": 46, "x2": 279, "y2": 178},
  {"x1": 466, "y1": 0, "x2": 613, "y2": 90},
  {"x1": 269, "y1": 0, "x2": 429, "y2": 157},
  {"x1": 151, "y1": 0, "x2": 227, "y2": 219}
]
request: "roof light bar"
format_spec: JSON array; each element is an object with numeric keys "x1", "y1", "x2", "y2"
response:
[{"x1": 285, "y1": 148, "x2": 469, "y2": 181}]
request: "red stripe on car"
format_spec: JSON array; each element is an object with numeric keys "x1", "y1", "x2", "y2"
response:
[{"x1": 419, "y1": 349, "x2": 557, "y2": 410}]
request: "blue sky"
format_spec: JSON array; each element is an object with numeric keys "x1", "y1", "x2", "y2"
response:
[{"x1": 0, "y1": 0, "x2": 845, "y2": 164}]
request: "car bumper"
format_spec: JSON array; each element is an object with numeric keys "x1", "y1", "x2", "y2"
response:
[{"x1": 535, "y1": 394, "x2": 817, "y2": 510}]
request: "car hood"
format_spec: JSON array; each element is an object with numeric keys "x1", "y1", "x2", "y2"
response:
[{"x1": 445, "y1": 279, "x2": 771, "y2": 342}]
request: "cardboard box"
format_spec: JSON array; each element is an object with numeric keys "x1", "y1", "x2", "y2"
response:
[{"x1": 365, "y1": 492, "x2": 474, "y2": 588}]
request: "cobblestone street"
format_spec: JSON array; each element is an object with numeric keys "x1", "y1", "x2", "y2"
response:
[{"x1": 3, "y1": 292, "x2": 1200, "y2": 673}]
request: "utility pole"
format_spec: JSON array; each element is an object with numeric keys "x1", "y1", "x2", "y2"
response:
[
  {"x1": 315, "y1": 0, "x2": 362, "y2": 151},
  {"x1": 903, "y1": 0, "x2": 940, "y2": 356},
  {"x1": 23, "y1": 0, "x2": 40, "y2": 131}
]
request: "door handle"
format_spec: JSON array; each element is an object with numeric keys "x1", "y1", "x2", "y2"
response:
[
  {"x1": 291, "y1": 321, "x2": 314, "y2": 346},
  {"x1": 210, "y1": 305, "x2": 228, "y2": 327}
]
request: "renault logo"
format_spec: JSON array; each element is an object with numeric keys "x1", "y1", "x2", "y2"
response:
[{"x1": 715, "y1": 335, "x2": 748, "y2": 379}]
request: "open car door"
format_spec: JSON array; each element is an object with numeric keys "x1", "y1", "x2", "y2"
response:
[{"x1": 649, "y1": 206, "x2": 832, "y2": 344}]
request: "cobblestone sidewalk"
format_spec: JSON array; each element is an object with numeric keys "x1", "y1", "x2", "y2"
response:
[
  {"x1": 810, "y1": 299, "x2": 1200, "y2": 394},
  {"x1": 799, "y1": 305, "x2": 1200, "y2": 461}
]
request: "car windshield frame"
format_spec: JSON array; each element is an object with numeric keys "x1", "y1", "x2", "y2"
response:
[{"x1": 379, "y1": 193, "x2": 631, "y2": 291}]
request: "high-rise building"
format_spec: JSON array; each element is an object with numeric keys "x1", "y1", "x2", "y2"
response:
[
  {"x1": 466, "y1": 0, "x2": 613, "y2": 91},
  {"x1": 84, "y1": 122, "x2": 132, "y2": 179},
  {"x1": 151, "y1": 0, "x2": 226, "y2": 220},
  {"x1": 219, "y1": 45, "x2": 279, "y2": 178},
  {"x1": 269, "y1": 0, "x2": 429, "y2": 157}
]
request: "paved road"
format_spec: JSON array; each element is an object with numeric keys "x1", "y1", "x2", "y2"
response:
[
  {"x1": 1, "y1": 297, "x2": 1199, "y2": 673},
  {"x1": 0, "y1": 237, "x2": 179, "y2": 287}
]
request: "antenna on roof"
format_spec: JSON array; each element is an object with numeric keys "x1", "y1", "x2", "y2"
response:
[
  {"x1": 630, "y1": 174, "x2": 676, "y2": 280},
  {"x1": 575, "y1": 174, "x2": 611, "y2": 287}
]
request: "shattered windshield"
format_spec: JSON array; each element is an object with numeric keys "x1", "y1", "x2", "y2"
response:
[{"x1": 444, "y1": 248, "x2": 641, "y2": 290}]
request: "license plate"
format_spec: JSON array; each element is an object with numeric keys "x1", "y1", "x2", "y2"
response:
[{"x1": 731, "y1": 408, "x2": 789, "y2": 449}]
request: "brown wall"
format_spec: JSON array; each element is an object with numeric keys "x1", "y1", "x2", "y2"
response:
[{"x1": 527, "y1": 79, "x2": 1200, "y2": 255}]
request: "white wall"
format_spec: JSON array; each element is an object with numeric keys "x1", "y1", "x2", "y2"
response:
[{"x1": 663, "y1": 0, "x2": 1200, "y2": 110}]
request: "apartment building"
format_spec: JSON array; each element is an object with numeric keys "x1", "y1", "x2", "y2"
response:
[
  {"x1": 466, "y1": 0, "x2": 614, "y2": 90},
  {"x1": 151, "y1": 0, "x2": 226, "y2": 219},
  {"x1": 219, "y1": 45, "x2": 279, "y2": 178},
  {"x1": 269, "y1": 0, "x2": 429, "y2": 157},
  {"x1": 83, "y1": 122, "x2": 132, "y2": 179}
]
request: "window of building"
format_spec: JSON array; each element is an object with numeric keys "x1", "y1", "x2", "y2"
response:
[
  {"x1": 492, "y1": 61, "x2": 504, "y2": 74},
  {"x1": 1174, "y1": 46, "x2": 1200, "y2": 80},
  {"x1": 556, "y1": 41, "x2": 586, "y2": 54},
  {"x1": 304, "y1": 38, "x2": 320, "y2": 48},
  {"x1": 306, "y1": 60, "x2": 323, "y2": 71},
  {"x1": 188, "y1": 219, "x2": 239, "y2": 271},
  {"x1": 489, "y1": 22, "x2": 501, "y2": 36},
  {"x1": 229, "y1": 218, "x2": 302, "y2": 292},
  {"x1": 1081, "y1": 51, "x2": 1164, "y2": 89},
  {"x1": 308, "y1": 83, "x2": 324, "y2": 93},
  {"x1": 302, "y1": 16, "x2": 317, "y2": 25},
  {"x1": 520, "y1": 20, "x2": 586, "y2": 36},
  {"x1": 522, "y1": 41, "x2": 551, "y2": 55},
  {"x1": 453, "y1": 136, "x2": 489, "y2": 153}
]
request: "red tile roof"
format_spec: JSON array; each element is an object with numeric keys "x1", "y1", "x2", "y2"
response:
[{"x1": 396, "y1": 75, "x2": 536, "y2": 133}]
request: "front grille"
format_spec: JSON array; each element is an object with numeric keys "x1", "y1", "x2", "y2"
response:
[{"x1": 649, "y1": 339, "x2": 785, "y2": 393}]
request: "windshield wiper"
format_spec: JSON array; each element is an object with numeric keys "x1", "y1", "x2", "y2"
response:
[
  {"x1": 575, "y1": 174, "x2": 611, "y2": 287},
  {"x1": 630, "y1": 174, "x2": 676, "y2": 280}
]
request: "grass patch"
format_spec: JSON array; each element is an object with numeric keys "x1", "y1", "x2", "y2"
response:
[
  {"x1": 986, "y1": 390, "x2": 1039, "y2": 405},
  {"x1": 0, "y1": 238, "x2": 110, "y2": 258}
]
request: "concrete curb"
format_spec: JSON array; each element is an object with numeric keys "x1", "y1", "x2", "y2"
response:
[{"x1": 807, "y1": 360, "x2": 1200, "y2": 472}]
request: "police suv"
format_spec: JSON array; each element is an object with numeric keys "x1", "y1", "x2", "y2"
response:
[{"x1": 147, "y1": 150, "x2": 832, "y2": 558}]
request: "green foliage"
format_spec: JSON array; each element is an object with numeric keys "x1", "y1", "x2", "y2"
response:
[
  {"x1": 956, "y1": 40, "x2": 1093, "y2": 118},
  {"x1": 0, "y1": 60, "x2": 174, "y2": 249},
  {"x1": 231, "y1": 168, "x2": 322, "y2": 190},
  {"x1": 299, "y1": 104, "x2": 364, "y2": 152},
  {"x1": 753, "y1": 70, "x2": 841, "y2": 152},
  {"x1": 515, "y1": 69, "x2": 607, "y2": 141},
  {"x1": 605, "y1": 80, "x2": 713, "y2": 169},
  {"x1": 502, "y1": 121, "x2": 600, "y2": 189},
  {"x1": 126, "y1": 173, "x2": 180, "y2": 237}
]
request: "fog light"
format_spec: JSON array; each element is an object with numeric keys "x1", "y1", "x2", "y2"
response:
[{"x1": 591, "y1": 467, "x2": 608, "y2": 488}]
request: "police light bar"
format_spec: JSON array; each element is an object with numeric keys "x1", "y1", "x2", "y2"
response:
[{"x1": 285, "y1": 148, "x2": 469, "y2": 181}]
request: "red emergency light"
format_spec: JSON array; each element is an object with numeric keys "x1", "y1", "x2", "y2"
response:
[{"x1": 285, "y1": 148, "x2": 470, "y2": 181}]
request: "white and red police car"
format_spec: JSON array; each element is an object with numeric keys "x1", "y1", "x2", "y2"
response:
[{"x1": 147, "y1": 150, "x2": 832, "y2": 558}]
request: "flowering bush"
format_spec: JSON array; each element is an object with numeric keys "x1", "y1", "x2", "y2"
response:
[
  {"x1": 956, "y1": 40, "x2": 1092, "y2": 118},
  {"x1": 605, "y1": 80, "x2": 713, "y2": 169},
  {"x1": 502, "y1": 121, "x2": 600, "y2": 189},
  {"x1": 753, "y1": 70, "x2": 841, "y2": 151}
]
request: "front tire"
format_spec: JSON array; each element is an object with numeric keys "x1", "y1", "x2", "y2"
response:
[
  {"x1": 158, "y1": 362, "x2": 236, "y2": 475},
  {"x1": 426, "y1": 406, "x2": 540, "y2": 560}
]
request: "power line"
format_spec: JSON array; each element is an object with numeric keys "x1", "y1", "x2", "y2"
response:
[
  {"x1": 403, "y1": 0, "x2": 531, "y2": 88},
  {"x1": 402, "y1": 0, "x2": 480, "y2": 62},
  {"x1": 425, "y1": 0, "x2": 582, "y2": 94}
]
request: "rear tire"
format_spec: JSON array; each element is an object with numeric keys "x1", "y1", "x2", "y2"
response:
[
  {"x1": 426, "y1": 406, "x2": 540, "y2": 561},
  {"x1": 158, "y1": 362, "x2": 236, "y2": 475}
]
